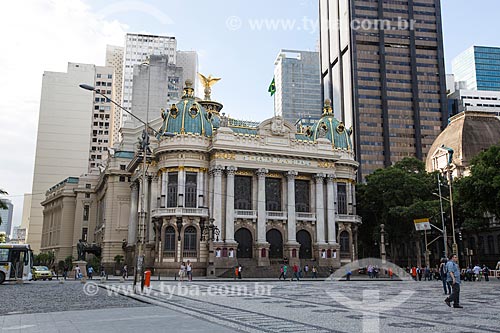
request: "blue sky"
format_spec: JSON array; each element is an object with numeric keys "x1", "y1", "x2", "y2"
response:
[{"x1": 1, "y1": 0, "x2": 499, "y2": 229}]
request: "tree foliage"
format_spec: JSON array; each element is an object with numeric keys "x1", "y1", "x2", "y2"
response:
[
  {"x1": 454, "y1": 144, "x2": 500, "y2": 223},
  {"x1": 357, "y1": 158, "x2": 442, "y2": 258}
]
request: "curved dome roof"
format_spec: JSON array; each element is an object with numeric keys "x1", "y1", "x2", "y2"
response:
[
  {"x1": 425, "y1": 111, "x2": 500, "y2": 171},
  {"x1": 301, "y1": 100, "x2": 353, "y2": 150},
  {"x1": 157, "y1": 80, "x2": 214, "y2": 137}
]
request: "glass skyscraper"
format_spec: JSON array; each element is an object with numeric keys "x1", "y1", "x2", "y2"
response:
[
  {"x1": 274, "y1": 50, "x2": 322, "y2": 124},
  {"x1": 452, "y1": 46, "x2": 500, "y2": 91},
  {"x1": 319, "y1": 0, "x2": 448, "y2": 180}
]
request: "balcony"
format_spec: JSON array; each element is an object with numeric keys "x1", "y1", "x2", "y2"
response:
[
  {"x1": 336, "y1": 214, "x2": 362, "y2": 224},
  {"x1": 296, "y1": 212, "x2": 316, "y2": 222},
  {"x1": 235, "y1": 210, "x2": 257, "y2": 219},
  {"x1": 152, "y1": 207, "x2": 209, "y2": 218},
  {"x1": 266, "y1": 211, "x2": 287, "y2": 220}
]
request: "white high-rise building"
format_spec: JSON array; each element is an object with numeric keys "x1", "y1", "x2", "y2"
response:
[
  {"x1": 122, "y1": 33, "x2": 177, "y2": 120},
  {"x1": 274, "y1": 50, "x2": 322, "y2": 124},
  {"x1": 105, "y1": 45, "x2": 124, "y2": 147},
  {"x1": 28, "y1": 63, "x2": 95, "y2": 252},
  {"x1": 176, "y1": 51, "x2": 198, "y2": 96},
  {"x1": 0, "y1": 199, "x2": 13, "y2": 238}
]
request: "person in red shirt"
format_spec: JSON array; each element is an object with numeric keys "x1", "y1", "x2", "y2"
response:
[{"x1": 292, "y1": 264, "x2": 300, "y2": 281}]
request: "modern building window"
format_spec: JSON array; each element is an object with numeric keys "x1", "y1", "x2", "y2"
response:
[
  {"x1": 85, "y1": 193, "x2": 90, "y2": 198},
  {"x1": 234, "y1": 176, "x2": 252, "y2": 210},
  {"x1": 164, "y1": 226, "x2": 176, "y2": 257},
  {"x1": 119, "y1": 176, "x2": 126, "y2": 182},
  {"x1": 83, "y1": 205, "x2": 89, "y2": 221},
  {"x1": 265, "y1": 178, "x2": 282, "y2": 211},
  {"x1": 120, "y1": 165, "x2": 126, "y2": 170},
  {"x1": 167, "y1": 173, "x2": 178, "y2": 207},
  {"x1": 183, "y1": 226, "x2": 197, "y2": 257},
  {"x1": 295, "y1": 180, "x2": 310, "y2": 212},
  {"x1": 185, "y1": 172, "x2": 197, "y2": 208},
  {"x1": 337, "y1": 183, "x2": 347, "y2": 214},
  {"x1": 85, "y1": 184, "x2": 91, "y2": 189}
]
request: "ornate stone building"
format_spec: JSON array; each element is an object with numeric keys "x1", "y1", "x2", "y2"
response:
[{"x1": 41, "y1": 80, "x2": 362, "y2": 275}]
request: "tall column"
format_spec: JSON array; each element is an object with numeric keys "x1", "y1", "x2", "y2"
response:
[
  {"x1": 178, "y1": 167, "x2": 185, "y2": 207},
  {"x1": 149, "y1": 176, "x2": 158, "y2": 243},
  {"x1": 211, "y1": 166, "x2": 224, "y2": 231},
  {"x1": 160, "y1": 171, "x2": 166, "y2": 208},
  {"x1": 315, "y1": 173, "x2": 326, "y2": 244},
  {"x1": 197, "y1": 170, "x2": 205, "y2": 208},
  {"x1": 208, "y1": 170, "x2": 214, "y2": 216},
  {"x1": 225, "y1": 166, "x2": 237, "y2": 242},
  {"x1": 326, "y1": 174, "x2": 336, "y2": 244},
  {"x1": 286, "y1": 171, "x2": 298, "y2": 244},
  {"x1": 256, "y1": 168, "x2": 268, "y2": 243},
  {"x1": 127, "y1": 182, "x2": 139, "y2": 244}
]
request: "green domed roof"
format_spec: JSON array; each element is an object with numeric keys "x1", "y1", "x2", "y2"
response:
[
  {"x1": 157, "y1": 80, "x2": 213, "y2": 137},
  {"x1": 299, "y1": 100, "x2": 353, "y2": 150}
]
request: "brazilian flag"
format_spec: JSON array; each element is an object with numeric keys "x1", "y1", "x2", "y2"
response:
[{"x1": 268, "y1": 78, "x2": 276, "y2": 96}]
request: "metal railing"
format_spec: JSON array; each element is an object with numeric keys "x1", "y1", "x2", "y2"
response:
[
  {"x1": 266, "y1": 211, "x2": 287, "y2": 220},
  {"x1": 296, "y1": 212, "x2": 316, "y2": 221},
  {"x1": 182, "y1": 250, "x2": 197, "y2": 258},
  {"x1": 337, "y1": 214, "x2": 362, "y2": 224},
  {"x1": 163, "y1": 251, "x2": 175, "y2": 258},
  {"x1": 235, "y1": 210, "x2": 257, "y2": 219}
]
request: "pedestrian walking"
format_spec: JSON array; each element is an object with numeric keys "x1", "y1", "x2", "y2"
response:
[
  {"x1": 122, "y1": 265, "x2": 128, "y2": 279},
  {"x1": 292, "y1": 264, "x2": 300, "y2": 281},
  {"x1": 238, "y1": 264, "x2": 242, "y2": 279},
  {"x1": 100, "y1": 264, "x2": 105, "y2": 278},
  {"x1": 279, "y1": 265, "x2": 285, "y2": 280},
  {"x1": 483, "y1": 265, "x2": 490, "y2": 282},
  {"x1": 63, "y1": 265, "x2": 68, "y2": 280},
  {"x1": 312, "y1": 266, "x2": 317, "y2": 279},
  {"x1": 74, "y1": 265, "x2": 81, "y2": 280},
  {"x1": 304, "y1": 264, "x2": 309, "y2": 278},
  {"x1": 439, "y1": 258, "x2": 451, "y2": 295},
  {"x1": 444, "y1": 254, "x2": 463, "y2": 308},
  {"x1": 179, "y1": 262, "x2": 186, "y2": 282},
  {"x1": 388, "y1": 267, "x2": 393, "y2": 280},
  {"x1": 88, "y1": 266, "x2": 94, "y2": 280},
  {"x1": 346, "y1": 267, "x2": 352, "y2": 281},
  {"x1": 234, "y1": 266, "x2": 239, "y2": 280},
  {"x1": 186, "y1": 260, "x2": 193, "y2": 281}
]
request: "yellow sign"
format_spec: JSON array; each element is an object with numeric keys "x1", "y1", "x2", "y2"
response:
[
  {"x1": 414, "y1": 218, "x2": 431, "y2": 231},
  {"x1": 413, "y1": 218, "x2": 430, "y2": 224}
]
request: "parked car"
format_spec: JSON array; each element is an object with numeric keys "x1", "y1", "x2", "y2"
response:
[{"x1": 32, "y1": 266, "x2": 53, "y2": 281}]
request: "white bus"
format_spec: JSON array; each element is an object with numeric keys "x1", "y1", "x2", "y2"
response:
[{"x1": 0, "y1": 244, "x2": 33, "y2": 284}]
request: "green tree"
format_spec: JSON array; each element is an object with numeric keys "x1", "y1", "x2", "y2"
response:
[
  {"x1": 455, "y1": 144, "x2": 500, "y2": 219},
  {"x1": 357, "y1": 158, "x2": 441, "y2": 263},
  {"x1": 0, "y1": 189, "x2": 8, "y2": 226},
  {"x1": 0, "y1": 233, "x2": 6, "y2": 243}
]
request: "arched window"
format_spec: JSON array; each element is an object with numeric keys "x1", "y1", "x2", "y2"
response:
[
  {"x1": 164, "y1": 226, "x2": 175, "y2": 258},
  {"x1": 183, "y1": 226, "x2": 197, "y2": 258},
  {"x1": 340, "y1": 231, "x2": 350, "y2": 258}
]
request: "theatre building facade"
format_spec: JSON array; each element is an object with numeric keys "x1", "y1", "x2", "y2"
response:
[{"x1": 41, "y1": 81, "x2": 361, "y2": 275}]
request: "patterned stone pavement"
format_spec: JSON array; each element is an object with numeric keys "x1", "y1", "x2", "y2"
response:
[{"x1": 126, "y1": 278, "x2": 500, "y2": 333}]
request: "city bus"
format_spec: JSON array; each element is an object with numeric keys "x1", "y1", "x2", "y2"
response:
[{"x1": 0, "y1": 244, "x2": 33, "y2": 284}]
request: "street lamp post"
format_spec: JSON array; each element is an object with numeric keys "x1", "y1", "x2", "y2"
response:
[
  {"x1": 201, "y1": 218, "x2": 220, "y2": 277},
  {"x1": 380, "y1": 224, "x2": 387, "y2": 264},
  {"x1": 79, "y1": 82, "x2": 174, "y2": 293},
  {"x1": 436, "y1": 174, "x2": 448, "y2": 258}
]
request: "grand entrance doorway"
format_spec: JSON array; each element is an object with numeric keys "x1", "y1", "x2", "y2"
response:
[
  {"x1": 266, "y1": 229, "x2": 283, "y2": 259},
  {"x1": 297, "y1": 230, "x2": 312, "y2": 259},
  {"x1": 235, "y1": 228, "x2": 253, "y2": 258}
]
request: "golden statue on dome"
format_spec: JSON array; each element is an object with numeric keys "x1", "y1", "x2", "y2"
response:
[{"x1": 198, "y1": 73, "x2": 221, "y2": 100}]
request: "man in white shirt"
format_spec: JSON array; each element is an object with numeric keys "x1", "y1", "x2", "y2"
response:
[{"x1": 473, "y1": 265, "x2": 481, "y2": 281}]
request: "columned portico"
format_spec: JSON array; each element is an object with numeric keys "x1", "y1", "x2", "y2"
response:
[
  {"x1": 211, "y1": 165, "x2": 224, "y2": 232},
  {"x1": 256, "y1": 168, "x2": 270, "y2": 266},
  {"x1": 285, "y1": 170, "x2": 300, "y2": 263},
  {"x1": 127, "y1": 182, "x2": 139, "y2": 244},
  {"x1": 225, "y1": 166, "x2": 237, "y2": 242},
  {"x1": 315, "y1": 173, "x2": 326, "y2": 245}
]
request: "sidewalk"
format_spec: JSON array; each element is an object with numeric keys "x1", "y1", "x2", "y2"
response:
[{"x1": 0, "y1": 306, "x2": 236, "y2": 333}]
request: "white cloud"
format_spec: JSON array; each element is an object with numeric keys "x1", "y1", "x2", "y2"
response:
[{"x1": 0, "y1": 0, "x2": 127, "y2": 229}]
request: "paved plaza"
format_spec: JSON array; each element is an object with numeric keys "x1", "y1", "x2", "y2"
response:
[{"x1": 1, "y1": 278, "x2": 499, "y2": 332}]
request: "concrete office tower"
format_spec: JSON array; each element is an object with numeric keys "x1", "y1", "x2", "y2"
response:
[
  {"x1": 128, "y1": 55, "x2": 184, "y2": 128},
  {"x1": 89, "y1": 66, "x2": 115, "y2": 170},
  {"x1": 319, "y1": 0, "x2": 448, "y2": 179},
  {"x1": 448, "y1": 88, "x2": 500, "y2": 117},
  {"x1": 105, "y1": 45, "x2": 124, "y2": 147},
  {"x1": 27, "y1": 63, "x2": 95, "y2": 252},
  {"x1": 122, "y1": 33, "x2": 177, "y2": 120},
  {"x1": 452, "y1": 46, "x2": 500, "y2": 92},
  {"x1": 176, "y1": 51, "x2": 198, "y2": 96},
  {"x1": 0, "y1": 199, "x2": 13, "y2": 238},
  {"x1": 274, "y1": 50, "x2": 322, "y2": 124}
]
